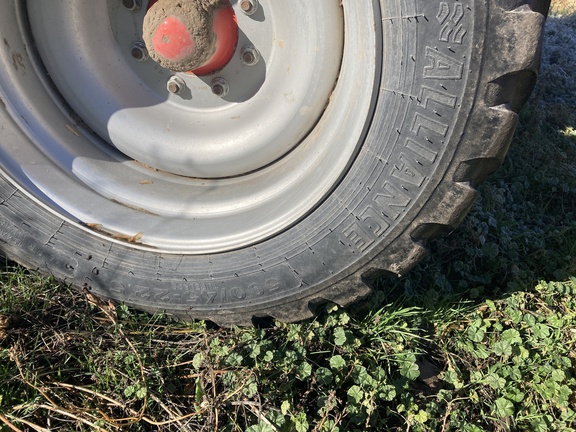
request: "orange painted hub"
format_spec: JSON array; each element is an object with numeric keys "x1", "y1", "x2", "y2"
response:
[
  {"x1": 192, "y1": 6, "x2": 237, "y2": 76},
  {"x1": 151, "y1": 15, "x2": 197, "y2": 62},
  {"x1": 144, "y1": 0, "x2": 238, "y2": 75}
]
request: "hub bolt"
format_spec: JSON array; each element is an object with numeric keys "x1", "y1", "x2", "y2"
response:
[
  {"x1": 241, "y1": 45, "x2": 260, "y2": 66},
  {"x1": 123, "y1": 0, "x2": 141, "y2": 11},
  {"x1": 211, "y1": 78, "x2": 229, "y2": 97},
  {"x1": 240, "y1": 0, "x2": 259, "y2": 16},
  {"x1": 167, "y1": 76, "x2": 187, "y2": 95},
  {"x1": 131, "y1": 42, "x2": 149, "y2": 61}
]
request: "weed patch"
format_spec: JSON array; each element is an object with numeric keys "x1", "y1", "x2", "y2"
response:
[{"x1": 1, "y1": 266, "x2": 576, "y2": 430}]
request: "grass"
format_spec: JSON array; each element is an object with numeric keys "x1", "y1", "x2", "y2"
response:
[
  {"x1": 550, "y1": 0, "x2": 576, "y2": 16},
  {"x1": 2, "y1": 3, "x2": 576, "y2": 432}
]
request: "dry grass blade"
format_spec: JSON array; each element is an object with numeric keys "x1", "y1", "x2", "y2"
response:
[
  {"x1": 54, "y1": 382, "x2": 125, "y2": 409},
  {"x1": 0, "y1": 413, "x2": 23, "y2": 432},
  {"x1": 53, "y1": 382, "x2": 206, "y2": 427},
  {"x1": 34, "y1": 405, "x2": 108, "y2": 432},
  {"x1": 3, "y1": 415, "x2": 49, "y2": 432}
]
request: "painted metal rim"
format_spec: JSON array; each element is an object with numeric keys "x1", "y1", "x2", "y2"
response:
[{"x1": 0, "y1": 0, "x2": 380, "y2": 253}]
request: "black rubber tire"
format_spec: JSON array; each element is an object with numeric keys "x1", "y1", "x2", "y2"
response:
[{"x1": 0, "y1": 0, "x2": 550, "y2": 325}]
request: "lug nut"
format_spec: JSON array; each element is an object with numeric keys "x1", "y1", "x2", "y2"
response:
[
  {"x1": 211, "y1": 77, "x2": 229, "y2": 97},
  {"x1": 241, "y1": 45, "x2": 260, "y2": 66},
  {"x1": 240, "y1": 0, "x2": 259, "y2": 15},
  {"x1": 167, "y1": 76, "x2": 186, "y2": 95},
  {"x1": 123, "y1": 0, "x2": 141, "y2": 11},
  {"x1": 131, "y1": 42, "x2": 149, "y2": 61}
]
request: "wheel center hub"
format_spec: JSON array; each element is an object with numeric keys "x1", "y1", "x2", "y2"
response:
[{"x1": 143, "y1": 0, "x2": 237, "y2": 74}]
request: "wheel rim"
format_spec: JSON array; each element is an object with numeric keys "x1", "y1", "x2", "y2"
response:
[{"x1": 0, "y1": 0, "x2": 380, "y2": 253}]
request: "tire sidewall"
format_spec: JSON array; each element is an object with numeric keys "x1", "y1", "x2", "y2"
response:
[{"x1": 0, "y1": 0, "x2": 487, "y2": 318}]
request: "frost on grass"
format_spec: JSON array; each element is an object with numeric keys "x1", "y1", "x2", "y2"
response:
[{"x1": 538, "y1": 13, "x2": 576, "y2": 109}]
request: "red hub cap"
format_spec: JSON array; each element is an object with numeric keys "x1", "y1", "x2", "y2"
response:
[{"x1": 143, "y1": 0, "x2": 238, "y2": 74}]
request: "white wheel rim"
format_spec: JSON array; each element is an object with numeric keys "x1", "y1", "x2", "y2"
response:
[{"x1": 0, "y1": 0, "x2": 380, "y2": 253}]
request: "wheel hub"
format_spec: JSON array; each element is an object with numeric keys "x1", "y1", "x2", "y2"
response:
[{"x1": 143, "y1": 0, "x2": 238, "y2": 74}]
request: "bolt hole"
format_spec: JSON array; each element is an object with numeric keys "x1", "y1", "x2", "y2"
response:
[
  {"x1": 241, "y1": 45, "x2": 260, "y2": 66},
  {"x1": 167, "y1": 76, "x2": 186, "y2": 95},
  {"x1": 131, "y1": 48, "x2": 144, "y2": 60},
  {"x1": 123, "y1": 0, "x2": 141, "y2": 11},
  {"x1": 131, "y1": 43, "x2": 148, "y2": 61},
  {"x1": 240, "y1": 0, "x2": 259, "y2": 15},
  {"x1": 211, "y1": 78, "x2": 229, "y2": 97}
]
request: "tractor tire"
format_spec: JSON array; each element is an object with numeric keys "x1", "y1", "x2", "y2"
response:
[{"x1": 0, "y1": 0, "x2": 550, "y2": 325}]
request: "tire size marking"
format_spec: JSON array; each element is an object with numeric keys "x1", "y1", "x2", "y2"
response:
[
  {"x1": 106, "y1": 264, "x2": 298, "y2": 305},
  {"x1": 187, "y1": 276, "x2": 287, "y2": 305}
]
